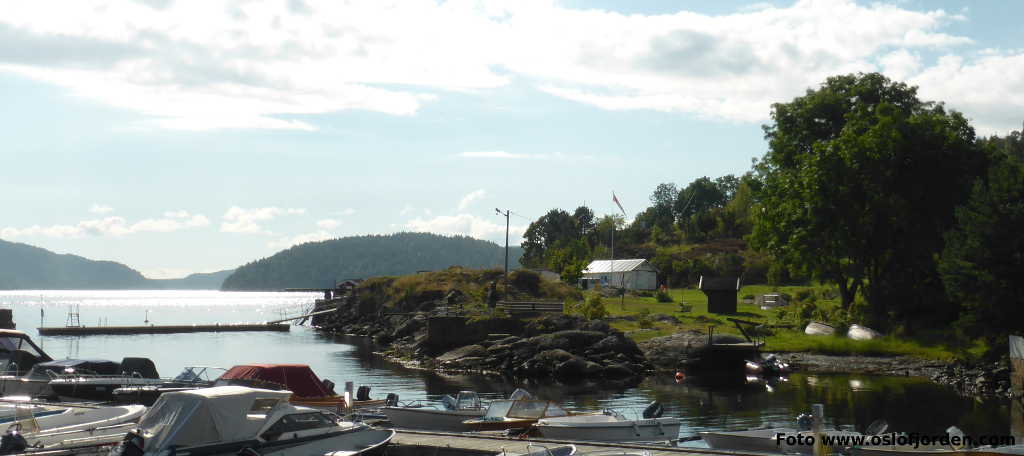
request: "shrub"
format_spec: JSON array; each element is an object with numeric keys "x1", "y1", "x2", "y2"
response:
[
  {"x1": 510, "y1": 270, "x2": 541, "y2": 295},
  {"x1": 566, "y1": 294, "x2": 608, "y2": 320},
  {"x1": 637, "y1": 308, "x2": 654, "y2": 329},
  {"x1": 655, "y1": 289, "x2": 673, "y2": 303}
]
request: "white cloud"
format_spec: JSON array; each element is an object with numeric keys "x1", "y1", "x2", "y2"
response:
[
  {"x1": 0, "y1": 0, "x2": 1019, "y2": 132},
  {"x1": 405, "y1": 213, "x2": 525, "y2": 244},
  {"x1": 267, "y1": 230, "x2": 334, "y2": 250},
  {"x1": 89, "y1": 204, "x2": 114, "y2": 214},
  {"x1": 220, "y1": 206, "x2": 306, "y2": 234},
  {"x1": 317, "y1": 219, "x2": 341, "y2": 229},
  {"x1": 909, "y1": 51, "x2": 1024, "y2": 134},
  {"x1": 1, "y1": 211, "x2": 209, "y2": 238},
  {"x1": 457, "y1": 189, "x2": 486, "y2": 211}
]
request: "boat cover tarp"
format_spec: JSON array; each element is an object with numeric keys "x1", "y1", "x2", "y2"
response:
[
  {"x1": 218, "y1": 364, "x2": 332, "y2": 398},
  {"x1": 120, "y1": 357, "x2": 160, "y2": 379},
  {"x1": 28, "y1": 359, "x2": 120, "y2": 378},
  {"x1": 138, "y1": 386, "x2": 291, "y2": 453}
]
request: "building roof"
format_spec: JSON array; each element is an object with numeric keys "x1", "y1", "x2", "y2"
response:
[
  {"x1": 698, "y1": 276, "x2": 741, "y2": 291},
  {"x1": 583, "y1": 259, "x2": 656, "y2": 273}
]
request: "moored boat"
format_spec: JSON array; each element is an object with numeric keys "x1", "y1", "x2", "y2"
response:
[
  {"x1": 48, "y1": 358, "x2": 163, "y2": 401},
  {"x1": 0, "y1": 403, "x2": 146, "y2": 453},
  {"x1": 382, "y1": 390, "x2": 487, "y2": 432},
  {"x1": 111, "y1": 386, "x2": 394, "y2": 456},
  {"x1": 463, "y1": 399, "x2": 580, "y2": 432},
  {"x1": 214, "y1": 364, "x2": 385, "y2": 410},
  {"x1": 535, "y1": 412, "x2": 681, "y2": 442},
  {"x1": 0, "y1": 330, "x2": 55, "y2": 397},
  {"x1": 112, "y1": 366, "x2": 226, "y2": 405}
]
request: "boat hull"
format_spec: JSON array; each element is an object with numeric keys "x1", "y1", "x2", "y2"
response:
[
  {"x1": 0, "y1": 377, "x2": 53, "y2": 397},
  {"x1": 536, "y1": 418, "x2": 681, "y2": 442},
  {"x1": 382, "y1": 407, "x2": 484, "y2": 432},
  {"x1": 464, "y1": 418, "x2": 538, "y2": 432}
]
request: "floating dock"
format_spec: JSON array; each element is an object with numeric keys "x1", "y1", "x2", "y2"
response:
[
  {"x1": 387, "y1": 429, "x2": 756, "y2": 456},
  {"x1": 37, "y1": 323, "x2": 289, "y2": 336}
]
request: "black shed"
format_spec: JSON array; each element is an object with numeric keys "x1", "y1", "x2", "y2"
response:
[{"x1": 699, "y1": 276, "x2": 740, "y2": 314}]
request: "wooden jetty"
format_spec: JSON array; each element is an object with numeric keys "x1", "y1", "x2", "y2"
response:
[
  {"x1": 387, "y1": 429, "x2": 760, "y2": 456},
  {"x1": 37, "y1": 323, "x2": 289, "y2": 336}
]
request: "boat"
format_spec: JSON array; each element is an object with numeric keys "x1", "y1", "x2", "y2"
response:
[
  {"x1": 48, "y1": 357, "x2": 163, "y2": 401},
  {"x1": 213, "y1": 364, "x2": 386, "y2": 410},
  {"x1": 0, "y1": 403, "x2": 147, "y2": 453},
  {"x1": 382, "y1": 388, "x2": 532, "y2": 432},
  {"x1": 463, "y1": 399, "x2": 582, "y2": 432},
  {"x1": 111, "y1": 386, "x2": 394, "y2": 456},
  {"x1": 0, "y1": 330, "x2": 55, "y2": 397},
  {"x1": 534, "y1": 407, "x2": 681, "y2": 443},
  {"x1": 745, "y1": 353, "x2": 791, "y2": 377},
  {"x1": 382, "y1": 390, "x2": 487, "y2": 431},
  {"x1": 848, "y1": 324, "x2": 882, "y2": 341},
  {"x1": 112, "y1": 366, "x2": 227, "y2": 405},
  {"x1": 804, "y1": 321, "x2": 836, "y2": 336}
]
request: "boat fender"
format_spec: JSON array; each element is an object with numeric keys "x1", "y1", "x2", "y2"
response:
[
  {"x1": 237, "y1": 447, "x2": 261, "y2": 456},
  {"x1": 0, "y1": 431, "x2": 27, "y2": 454},
  {"x1": 674, "y1": 371, "x2": 685, "y2": 383},
  {"x1": 642, "y1": 401, "x2": 664, "y2": 419},
  {"x1": 385, "y1": 393, "x2": 399, "y2": 407},
  {"x1": 356, "y1": 386, "x2": 371, "y2": 401}
]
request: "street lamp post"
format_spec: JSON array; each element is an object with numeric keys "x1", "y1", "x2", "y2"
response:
[{"x1": 496, "y1": 208, "x2": 510, "y2": 300}]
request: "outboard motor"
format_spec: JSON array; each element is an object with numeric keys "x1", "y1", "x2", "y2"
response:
[
  {"x1": 322, "y1": 379, "x2": 336, "y2": 395},
  {"x1": 117, "y1": 431, "x2": 145, "y2": 456},
  {"x1": 641, "y1": 401, "x2": 664, "y2": 419},
  {"x1": 356, "y1": 386, "x2": 371, "y2": 401},
  {"x1": 0, "y1": 430, "x2": 28, "y2": 454},
  {"x1": 385, "y1": 393, "x2": 399, "y2": 407},
  {"x1": 796, "y1": 413, "x2": 813, "y2": 432}
]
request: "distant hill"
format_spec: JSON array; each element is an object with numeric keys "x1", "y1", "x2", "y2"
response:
[
  {"x1": 0, "y1": 238, "x2": 148, "y2": 289},
  {"x1": 149, "y1": 269, "x2": 235, "y2": 290},
  {"x1": 0, "y1": 239, "x2": 234, "y2": 290},
  {"x1": 221, "y1": 232, "x2": 525, "y2": 291}
]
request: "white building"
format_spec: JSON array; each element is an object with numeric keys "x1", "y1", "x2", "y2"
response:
[{"x1": 581, "y1": 259, "x2": 659, "y2": 290}]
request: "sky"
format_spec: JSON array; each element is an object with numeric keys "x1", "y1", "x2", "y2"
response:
[{"x1": 1, "y1": 0, "x2": 1022, "y2": 279}]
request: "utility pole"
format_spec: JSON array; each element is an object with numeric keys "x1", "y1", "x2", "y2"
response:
[{"x1": 496, "y1": 208, "x2": 510, "y2": 300}]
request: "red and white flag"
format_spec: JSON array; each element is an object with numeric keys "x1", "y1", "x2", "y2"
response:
[{"x1": 612, "y1": 191, "x2": 626, "y2": 216}]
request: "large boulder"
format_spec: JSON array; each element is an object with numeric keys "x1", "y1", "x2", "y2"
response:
[
  {"x1": 437, "y1": 344, "x2": 487, "y2": 362},
  {"x1": 529, "y1": 330, "x2": 606, "y2": 352}
]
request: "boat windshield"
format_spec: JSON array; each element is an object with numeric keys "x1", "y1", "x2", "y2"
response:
[
  {"x1": 508, "y1": 401, "x2": 551, "y2": 419},
  {"x1": 483, "y1": 400, "x2": 514, "y2": 419},
  {"x1": 174, "y1": 367, "x2": 224, "y2": 383},
  {"x1": 456, "y1": 391, "x2": 481, "y2": 410},
  {"x1": 0, "y1": 334, "x2": 50, "y2": 375},
  {"x1": 260, "y1": 412, "x2": 336, "y2": 441}
]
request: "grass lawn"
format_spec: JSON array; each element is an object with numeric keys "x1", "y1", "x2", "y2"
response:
[{"x1": 598, "y1": 285, "x2": 969, "y2": 361}]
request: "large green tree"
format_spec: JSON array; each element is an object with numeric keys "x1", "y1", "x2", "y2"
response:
[
  {"x1": 751, "y1": 73, "x2": 989, "y2": 330},
  {"x1": 940, "y1": 153, "x2": 1024, "y2": 346}
]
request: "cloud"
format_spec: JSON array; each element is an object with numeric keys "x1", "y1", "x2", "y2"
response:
[
  {"x1": 220, "y1": 206, "x2": 305, "y2": 234},
  {"x1": 405, "y1": 213, "x2": 525, "y2": 244},
  {"x1": 909, "y1": 51, "x2": 1024, "y2": 134},
  {"x1": 89, "y1": 204, "x2": 114, "y2": 214},
  {"x1": 1, "y1": 211, "x2": 209, "y2": 238},
  {"x1": 336, "y1": 208, "x2": 356, "y2": 216},
  {"x1": 316, "y1": 219, "x2": 341, "y2": 229},
  {"x1": 1, "y1": 0, "x2": 1019, "y2": 131},
  {"x1": 457, "y1": 189, "x2": 486, "y2": 211},
  {"x1": 267, "y1": 230, "x2": 334, "y2": 250}
]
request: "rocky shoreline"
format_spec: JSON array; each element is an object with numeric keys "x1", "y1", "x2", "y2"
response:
[{"x1": 315, "y1": 302, "x2": 1014, "y2": 400}]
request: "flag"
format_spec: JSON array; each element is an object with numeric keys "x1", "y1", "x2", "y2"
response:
[{"x1": 612, "y1": 191, "x2": 626, "y2": 216}]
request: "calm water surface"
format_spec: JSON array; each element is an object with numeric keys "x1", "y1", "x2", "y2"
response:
[{"x1": 0, "y1": 290, "x2": 1013, "y2": 441}]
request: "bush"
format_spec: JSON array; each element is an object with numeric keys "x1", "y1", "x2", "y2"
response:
[
  {"x1": 655, "y1": 289, "x2": 673, "y2": 303},
  {"x1": 637, "y1": 308, "x2": 654, "y2": 329},
  {"x1": 510, "y1": 270, "x2": 541, "y2": 295},
  {"x1": 566, "y1": 294, "x2": 608, "y2": 320}
]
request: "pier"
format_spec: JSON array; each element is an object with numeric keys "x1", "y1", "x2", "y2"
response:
[
  {"x1": 386, "y1": 429, "x2": 756, "y2": 456},
  {"x1": 37, "y1": 323, "x2": 289, "y2": 336}
]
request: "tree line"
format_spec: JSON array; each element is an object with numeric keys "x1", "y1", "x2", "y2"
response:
[{"x1": 521, "y1": 72, "x2": 1023, "y2": 349}]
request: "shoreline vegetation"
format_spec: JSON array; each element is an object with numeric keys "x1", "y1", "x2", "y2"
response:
[{"x1": 313, "y1": 266, "x2": 1014, "y2": 399}]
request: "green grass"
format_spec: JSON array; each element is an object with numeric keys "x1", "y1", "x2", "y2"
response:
[{"x1": 592, "y1": 284, "x2": 966, "y2": 361}]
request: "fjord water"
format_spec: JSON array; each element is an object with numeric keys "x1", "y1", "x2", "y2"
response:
[{"x1": 0, "y1": 290, "x2": 1011, "y2": 440}]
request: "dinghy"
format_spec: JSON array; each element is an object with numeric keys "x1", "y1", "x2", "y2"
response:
[{"x1": 383, "y1": 388, "x2": 532, "y2": 432}]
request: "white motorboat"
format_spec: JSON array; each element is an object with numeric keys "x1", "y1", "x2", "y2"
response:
[
  {"x1": 0, "y1": 330, "x2": 55, "y2": 397},
  {"x1": 383, "y1": 390, "x2": 487, "y2": 432},
  {"x1": 48, "y1": 358, "x2": 164, "y2": 401},
  {"x1": 535, "y1": 411, "x2": 681, "y2": 443},
  {"x1": 112, "y1": 386, "x2": 394, "y2": 456},
  {"x1": 0, "y1": 403, "x2": 147, "y2": 453}
]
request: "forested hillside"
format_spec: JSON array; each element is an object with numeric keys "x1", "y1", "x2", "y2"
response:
[
  {"x1": 221, "y1": 232, "x2": 523, "y2": 291},
  {"x1": 0, "y1": 238, "x2": 149, "y2": 289}
]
